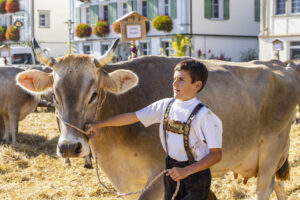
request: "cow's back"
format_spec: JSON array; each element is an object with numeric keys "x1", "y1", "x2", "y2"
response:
[
  {"x1": 0, "y1": 67, "x2": 38, "y2": 120},
  {"x1": 94, "y1": 56, "x2": 299, "y2": 196}
]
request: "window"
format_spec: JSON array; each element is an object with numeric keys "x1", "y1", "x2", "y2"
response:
[
  {"x1": 212, "y1": 0, "x2": 219, "y2": 18},
  {"x1": 290, "y1": 41, "x2": 300, "y2": 59},
  {"x1": 164, "y1": 0, "x2": 170, "y2": 16},
  {"x1": 123, "y1": 3, "x2": 128, "y2": 15},
  {"x1": 39, "y1": 11, "x2": 50, "y2": 28},
  {"x1": 140, "y1": 42, "x2": 150, "y2": 55},
  {"x1": 275, "y1": 0, "x2": 286, "y2": 15},
  {"x1": 292, "y1": 0, "x2": 300, "y2": 13},
  {"x1": 101, "y1": 44, "x2": 109, "y2": 55},
  {"x1": 142, "y1": 1, "x2": 147, "y2": 17},
  {"x1": 86, "y1": 7, "x2": 90, "y2": 24},
  {"x1": 83, "y1": 44, "x2": 91, "y2": 54},
  {"x1": 103, "y1": 5, "x2": 108, "y2": 20},
  {"x1": 161, "y1": 41, "x2": 171, "y2": 56}
]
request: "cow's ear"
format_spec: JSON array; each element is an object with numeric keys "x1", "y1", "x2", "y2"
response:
[
  {"x1": 101, "y1": 69, "x2": 138, "y2": 94},
  {"x1": 16, "y1": 70, "x2": 53, "y2": 95}
]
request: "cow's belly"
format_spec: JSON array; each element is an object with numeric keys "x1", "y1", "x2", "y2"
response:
[{"x1": 233, "y1": 147, "x2": 258, "y2": 178}]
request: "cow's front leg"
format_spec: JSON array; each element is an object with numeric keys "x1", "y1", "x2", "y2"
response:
[
  {"x1": 1, "y1": 115, "x2": 10, "y2": 144},
  {"x1": 84, "y1": 154, "x2": 93, "y2": 169},
  {"x1": 9, "y1": 114, "x2": 19, "y2": 145}
]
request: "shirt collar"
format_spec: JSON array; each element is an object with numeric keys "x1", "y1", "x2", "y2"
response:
[{"x1": 174, "y1": 97, "x2": 198, "y2": 107}]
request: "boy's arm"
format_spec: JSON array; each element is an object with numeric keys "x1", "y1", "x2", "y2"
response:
[
  {"x1": 166, "y1": 148, "x2": 222, "y2": 181},
  {"x1": 85, "y1": 112, "x2": 139, "y2": 133}
]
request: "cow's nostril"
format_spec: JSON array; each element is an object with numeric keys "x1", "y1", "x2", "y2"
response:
[{"x1": 75, "y1": 142, "x2": 82, "y2": 155}]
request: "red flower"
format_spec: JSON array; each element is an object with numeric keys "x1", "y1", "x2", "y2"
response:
[
  {"x1": 94, "y1": 20, "x2": 109, "y2": 37},
  {"x1": 197, "y1": 49, "x2": 202, "y2": 57},
  {"x1": 5, "y1": 0, "x2": 19, "y2": 13},
  {"x1": 75, "y1": 24, "x2": 92, "y2": 38}
]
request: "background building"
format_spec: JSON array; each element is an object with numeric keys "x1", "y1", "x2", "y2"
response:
[
  {"x1": 259, "y1": 0, "x2": 300, "y2": 61},
  {"x1": 72, "y1": 0, "x2": 260, "y2": 61},
  {"x1": 0, "y1": 0, "x2": 69, "y2": 57}
]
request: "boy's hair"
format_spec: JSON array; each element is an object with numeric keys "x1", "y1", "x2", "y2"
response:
[{"x1": 174, "y1": 59, "x2": 208, "y2": 93}]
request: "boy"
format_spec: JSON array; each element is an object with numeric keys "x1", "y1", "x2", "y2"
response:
[{"x1": 86, "y1": 59, "x2": 222, "y2": 200}]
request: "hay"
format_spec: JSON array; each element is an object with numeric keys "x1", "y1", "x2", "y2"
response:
[{"x1": 0, "y1": 112, "x2": 299, "y2": 199}]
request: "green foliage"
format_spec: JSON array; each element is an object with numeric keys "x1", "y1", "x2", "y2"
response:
[
  {"x1": 170, "y1": 34, "x2": 193, "y2": 56},
  {"x1": 0, "y1": 0, "x2": 6, "y2": 14},
  {"x1": 75, "y1": 23, "x2": 92, "y2": 38},
  {"x1": 94, "y1": 20, "x2": 110, "y2": 37},
  {"x1": 0, "y1": 26, "x2": 6, "y2": 41},
  {"x1": 152, "y1": 15, "x2": 173, "y2": 32},
  {"x1": 240, "y1": 48, "x2": 258, "y2": 62}
]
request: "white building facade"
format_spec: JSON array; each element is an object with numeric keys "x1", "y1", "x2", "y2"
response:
[
  {"x1": 73, "y1": 0, "x2": 260, "y2": 61},
  {"x1": 0, "y1": 0, "x2": 32, "y2": 43},
  {"x1": 259, "y1": 0, "x2": 300, "y2": 61},
  {"x1": 33, "y1": 0, "x2": 69, "y2": 57},
  {"x1": 0, "y1": 0, "x2": 69, "y2": 57}
]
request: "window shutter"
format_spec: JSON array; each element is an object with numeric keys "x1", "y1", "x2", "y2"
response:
[
  {"x1": 76, "y1": 7, "x2": 81, "y2": 24},
  {"x1": 108, "y1": 3, "x2": 117, "y2": 24},
  {"x1": 171, "y1": 0, "x2": 177, "y2": 19},
  {"x1": 223, "y1": 0, "x2": 230, "y2": 20},
  {"x1": 204, "y1": 0, "x2": 211, "y2": 19},
  {"x1": 255, "y1": 0, "x2": 260, "y2": 22},
  {"x1": 147, "y1": 0, "x2": 158, "y2": 20},
  {"x1": 128, "y1": 0, "x2": 137, "y2": 12},
  {"x1": 89, "y1": 5, "x2": 99, "y2": 25}
]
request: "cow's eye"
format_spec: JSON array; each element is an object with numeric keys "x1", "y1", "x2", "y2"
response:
[{"x1": 89, "y1": 92, "x2": 98, "y2": 104}]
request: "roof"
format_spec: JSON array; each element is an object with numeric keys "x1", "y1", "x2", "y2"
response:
[{"x1": 115, "y1": 11, "x2": 149, "y2": 23}]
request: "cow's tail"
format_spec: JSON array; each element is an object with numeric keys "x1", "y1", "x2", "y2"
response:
[{"x1": 276, "y1": 157, "x2": 290, "y2": 181}]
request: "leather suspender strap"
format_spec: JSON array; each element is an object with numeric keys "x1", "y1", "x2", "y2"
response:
[
  {"x1": 163, "y1": 99, "x2": 205, "y2": 164},
  {"x1": 184, "y1": 103, "x2": 204, "y2": 164},
  {"x1": 163, "y1": 99, "x2": 175, "y2": 156}
]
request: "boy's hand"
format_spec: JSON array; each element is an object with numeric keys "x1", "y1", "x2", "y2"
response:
[
  {"x1": 166, "y1": 167, "x2": 190, "y2": 181},
  {"x1": 85, "y1": 123, "x2": 98, "y2": 137}
]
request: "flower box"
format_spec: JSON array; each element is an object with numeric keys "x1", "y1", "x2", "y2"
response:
[
  {"x1": 94, "y1": 20, "x2": 109, "y2": 37},
  {"x1": 152, "y1": 15, "x2": 173, "y2": 32},
  {"x1": 5, "y1": 25, "x2": 19, "y2": 41},
  {"x1": 75, "y1": 23, "x2": 92, "y2": 38},
  {"x1": 5, "y1": 0, "x2": 19, "y2": 13}
]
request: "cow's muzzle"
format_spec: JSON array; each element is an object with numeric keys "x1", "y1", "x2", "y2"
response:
[{"x1": 58, "y1": 142, "x2": 82, "y2": 157}]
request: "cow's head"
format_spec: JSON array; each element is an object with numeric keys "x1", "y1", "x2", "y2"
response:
[{"x1": 16, "y1": 38, "x2": 138, "y2": 158}]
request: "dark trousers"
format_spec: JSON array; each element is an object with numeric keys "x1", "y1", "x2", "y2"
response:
[{"x1": 164, "y1": 156, "x2": 211, "y2": 200}]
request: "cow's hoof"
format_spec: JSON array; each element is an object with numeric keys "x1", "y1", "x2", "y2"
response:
[
  {"x1": 64, "y1": 158, "x2": 71, "y2": 166},
  {"x1": 0, "y1": 139, "x2": 9, "y2": 145},
  {"x1": 84, "y1": 163, "x2": 93, "y2": 169}
]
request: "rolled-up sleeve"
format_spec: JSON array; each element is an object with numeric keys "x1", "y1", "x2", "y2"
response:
[
  {"x1": 136, "y1": 99, "x2": 167, "y2": 127},
  {"x1": 201, "y1": 110, "x2": 223, "y2": 149}
]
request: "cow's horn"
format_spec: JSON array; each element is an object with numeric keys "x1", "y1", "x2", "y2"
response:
[
  {"x1": 97, "y1": 38, "x2": 120, "y2": 67},
  {"x1": 32, "y1": 38, "x2": 57, "y2": 67}
]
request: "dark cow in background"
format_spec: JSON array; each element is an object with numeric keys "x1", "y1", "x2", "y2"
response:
[
  {"x1": 16, "y1": 38, "x2": 300, "y2": 200},
  {"x1": 0, "y1": 65, "x2": 51, "y2": 144}
]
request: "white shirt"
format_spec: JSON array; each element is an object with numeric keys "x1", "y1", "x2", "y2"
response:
[{"x1": 136, "y1": 97, "x2": 222, "y2": 162}]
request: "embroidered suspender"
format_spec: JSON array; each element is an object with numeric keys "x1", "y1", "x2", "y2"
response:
[
  {"x1": 183, "y1": 103, "x2": 204, "y2": 163},
  {"x1": 163, "y1": 99, "x2": 204, "y2": 164},
  {"x1": 163, "y1": 99, "x2": 175, "y2": 157}
]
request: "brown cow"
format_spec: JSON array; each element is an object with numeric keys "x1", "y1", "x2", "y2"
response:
[{"x1": 16, "y1": 39, "x2": 300, "y2": 200}]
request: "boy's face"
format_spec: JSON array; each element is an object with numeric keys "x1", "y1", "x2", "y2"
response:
[{"x1": 172, "y1": 70, "x2": 202, "y2": 101}]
